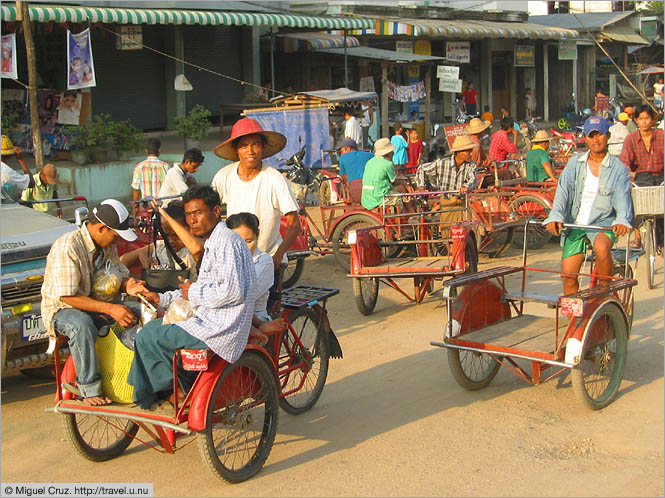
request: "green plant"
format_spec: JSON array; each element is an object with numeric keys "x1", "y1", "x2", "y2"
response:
[
  {"x1": 63, "y1": 114, "x2": 113, "y2": 150},
  {"x1": 1, "y1": 111, "x2": 20, "y2": 132},
  {"x1": 109, "y1": 119, "x2": 142, "y2": 152},
  {"x1": 173, "y1": 105, "x2": 212, "y2": 140}
]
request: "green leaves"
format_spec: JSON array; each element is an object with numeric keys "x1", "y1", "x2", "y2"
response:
[{"x1": 173, "y1": 104, "x2": 212, "y2": 140}]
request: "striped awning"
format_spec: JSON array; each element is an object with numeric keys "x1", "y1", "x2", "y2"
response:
[
  {"x1": 0, "y1": 4, "x2": 374, "y2": 29},
  {"x1": 343, "y1": 17, "x2": 579, "y2": 40},
  {"x1": 276, "y1": 32, "x2": 360, "y2": 53}
]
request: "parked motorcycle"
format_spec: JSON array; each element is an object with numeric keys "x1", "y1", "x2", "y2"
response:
[
  {"x1": 557, "y1": 93, "x2": 591, "y2": 130},
  {"x1": 452, "y1": 96, "x2": 478, "y2": 124}
]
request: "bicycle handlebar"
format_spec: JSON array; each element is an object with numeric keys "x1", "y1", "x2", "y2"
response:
[
  {"x1": 130, "y1": 194, "x2": 182, "y2": 205},
  {"x1": 528, "y1": 220, "x2": 617, "y2": 231}
]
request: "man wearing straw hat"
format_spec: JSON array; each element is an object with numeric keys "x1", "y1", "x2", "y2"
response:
[
  {"x1": 361, "y1": 137, "x2": 407, "y2": 211},
  {"x1": 211, "y1": 118, "x2": 300, "y2": 271},
  {"x1": 1, "y1": 134, "x2": 35, "y2": 199},
  {"x1": 525, "y1": 130, "x2": 557, "y2": 183},
  {"x1": 21, "y1": 163, "x2": 63, "y2": 217},
  {"x1": 466, "y1": 117, "x2": 492, "y2": 169}
]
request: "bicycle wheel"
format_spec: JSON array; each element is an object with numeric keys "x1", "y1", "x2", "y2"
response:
[
  {"x1": 612, "y1": 265, "x2": 634, "y2": 329},
  {"x1": 643, "y1": 219, "x2": 655, "y2": 289},
  {"x1": 571, "y1": 303, "x2": 627, "y2": 410},
  {"x1": 352, "y1": 277, "x2": 379, "y2": 315},
  {"x1": 198, "y1": 353, "x2": 279, "y2": 483},
  {"x1": 557, "y1": 117, "x2": 569, "y2": 130},
  {"x1": 510, "y1": 195, "x2": 552, "y2": 249},
  {"x1": 447, "y1": 349, "x2": 500, "y2": 390},
  {"x1": 331, "y1": 214, "x2": 384, "y2": 272},
  {"x1": 63, "y1": 413, "x2": 138, "y2": 462},
  {"x1": 282, "y1": 258, "x2": 305, "y2": 289},
  {"x1": 479, "y1": 227, "x2": 515, "y2": 258},
  {"x1": 278, "y1": 307, "x2": 330, "y2": 415},
  {"x1": 464, "y1": 239, "x2": 478, "y2": 274}
]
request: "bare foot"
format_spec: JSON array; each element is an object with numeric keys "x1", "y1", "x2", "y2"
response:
[
  {"x1": 168, "y1": 387, "x2": 185, "y2": 406},
  {"x1": 82, "y1": 395, "x2": 112, "y2": 406}
]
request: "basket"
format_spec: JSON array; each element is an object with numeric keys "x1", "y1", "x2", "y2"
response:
[
  {"x1": 95, "y1": 323, "x2": 135, "y2": 404},
  {"x1": 631, "y1": 186, "x2": 664, "y2": 216}
]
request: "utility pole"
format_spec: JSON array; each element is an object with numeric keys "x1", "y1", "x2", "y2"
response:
[{"x1": 18, "y1": 1, "x2": 44, "y2": 170}]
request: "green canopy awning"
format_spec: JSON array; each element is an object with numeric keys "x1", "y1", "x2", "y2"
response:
[{"x1": 0, "y1": 4, "x2": 374, "y2": 29}]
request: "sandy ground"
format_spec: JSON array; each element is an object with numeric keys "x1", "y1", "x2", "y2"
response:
[{"x1": 1, "y1": 231, "x2": 663, "y2": 497}]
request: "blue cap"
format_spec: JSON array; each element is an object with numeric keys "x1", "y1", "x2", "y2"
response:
[
  {"x1": 337, "y1": 138, "x2": 358, "y2": 150},
  {"x1": 583, "y1": 116, "x2": 610, "y2": 136}
]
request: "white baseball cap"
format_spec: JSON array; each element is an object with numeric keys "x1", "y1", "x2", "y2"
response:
[{"x1": 92, "y1": 199, "x2": 137, "y2": 242}]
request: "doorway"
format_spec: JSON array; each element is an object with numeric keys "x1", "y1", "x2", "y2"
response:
[{"x1": 492, "y1": 51, "x2": 512, "y2": 118}]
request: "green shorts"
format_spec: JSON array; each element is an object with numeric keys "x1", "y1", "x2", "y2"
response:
[{"x1": 562, "y1": 228, "x2": 616, "y2": 260}]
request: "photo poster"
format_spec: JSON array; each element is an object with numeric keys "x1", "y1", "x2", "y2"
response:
[
  {"x1": 1, "y1": 33, "x2": 18, "y2": 79},
  {"x1": 56, "y1": 90, "x2": 83, "y2": 125},
  {"x1": 67, "y1": 28, "x2": 96, "y2": 90}
]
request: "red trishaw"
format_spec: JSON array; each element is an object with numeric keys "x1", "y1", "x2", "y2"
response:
[
  {"x1": 50, "y1": 285, "x2": 340, "y2": 483},
  {"x1": 432, "y1": 222, "x2": 637, "y2": 409}
]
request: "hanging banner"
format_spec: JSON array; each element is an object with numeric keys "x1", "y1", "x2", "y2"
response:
[
  {"x1": 446, "y1": 41, "x2": 470, "y2": 64},
  {"x1": 558, "y1": 40, "x2": 577, "y2": 60},
  {"x1": 388, "y1": 81, "x2": 426, "y2": 102},
  {"x1": 514, "y1": 45, "x2": 535, "y2": 67},
  {"x1": 1, "y1": 33, "x2": 18, "y2": 79},
  {"x1": 439, "y1": 78, "x2": 462, "y2": 93},
  {"x1": 67, "y1": 28, "x2": 97, "y2": 90}
]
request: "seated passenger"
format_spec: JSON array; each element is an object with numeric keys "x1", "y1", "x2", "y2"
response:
[
  {"x1": 120, "y1": 201, "x2": 198, "y2": 284},
  {"x1": 525, "y1": 130, "x2": 557, "y2": 183},
  {"x1": 226, "y1": 212, "x2": 273, "y2": 321},
  {"x1": 129, "y1": 186, "x2": 278, "y2": 409},
  {"x1": 361, "y1": 138, "x2": 412, "y2": 211},
  {"x1": 544, "y1": 117, "x2": 632, "y2": 295}
]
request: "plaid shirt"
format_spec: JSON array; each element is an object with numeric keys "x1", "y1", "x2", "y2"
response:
[
  {"x1": 41, "y1": 223, "x2": 129, "y2": 337},
  {"x1": 131, "y1": 156, "x2": 169, "y2": 198},
  {"x1": 415, "y1": 155, "x2": 477, "y2": 194},
  {"x1": 619, "y1": 129, "x2": 664, "y2": 175},
  {"x1": 489, "y1": 130, "x2": 518, "y2": 163},
  {"x1": 158, "y1": 222, "x2": 256, "y2": 364}
]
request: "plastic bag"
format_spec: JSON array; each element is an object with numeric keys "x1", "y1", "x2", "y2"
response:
[
  {"x1": 163, "y1": 298, "x2": 194, "y2": 324},
  {"x1": 91, "y1": 260, "x2": 123, "y2": 302},
  {"x1": 115, "y1": 323, "x2": 141, "y2": 351}
]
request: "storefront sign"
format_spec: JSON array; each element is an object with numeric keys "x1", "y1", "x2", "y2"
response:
[
  {"x1": 514, "y1": 45, "x2": 535, "y2": 67},
  {"x1": 442, "y1": 123, "x2": 469, "y2": 148},
  {"x1": 116, "y1": 25, "x2": 143, "y2": 51},
  {"x1": 396, "y1": 41, "x2": 413, "y2": 53},
  {"x1": 439, "y1": 78, "x2": 462, "y2": 93},
  {"x1": 445, "y1": 41, "x2": 470, "y2": 63},
  {"x1": 437, "y1": 65, "x2": 460, "y2": 80},
  {"x1": 558, "y1": 40, "x2": 577, "y2": 60}
]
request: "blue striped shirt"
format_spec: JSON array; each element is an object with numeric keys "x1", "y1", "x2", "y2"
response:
[{"x1": 158, "y1": 221, "x2": 257, "y2": 364}]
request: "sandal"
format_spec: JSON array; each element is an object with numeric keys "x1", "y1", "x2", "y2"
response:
[{"x1": 62, "y1": 382, "x2": 82, "y2": 397}]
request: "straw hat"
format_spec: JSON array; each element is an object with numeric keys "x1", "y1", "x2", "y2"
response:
[
  {"x1": 449, "y1": 134, "x2": 476, "y2": 152},
  {"x1": 213, "y1": 118, "x2": 286, "y2": 161},
  {"x1": 41, "y1": 164, "x2": 57, "y2": 185},
  {"x1": 373, "y1": 137, "x2": 395, "y2": 157},
  {"x1": 1, "y1": 135, "x2": 15, "y2": 155},
  {"x1": 532, "y1": 130, "x2": 552, "y2": 143},
  {"x1": 467, "y1": 117, "x2": 491, "y2": 135}
]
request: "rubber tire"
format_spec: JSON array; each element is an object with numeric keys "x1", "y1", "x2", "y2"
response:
[
  {"x1": 571, "y1": 303, "x2": 627, "y2": 410},
  {"x1": 198, "y1": 353, "x2": 279, "y2": 483},
  {"x1": 63, "y1": 413, "x2": 138, "y2": 462},
  {"x1": 447, "y1": 349, "x2": 501, "y2": 390},
  {"x1": 479, "y1": 227, "x2": 515, "y2": 258},
  {"x1": 278, "y1": 307, "x2": 330, "y2": 415},
  {"x1": 464, "y1": 239, "x2": 479, "y2": 274},
  {"x1": 20, "y1": 366, "x2": 55, "y2": 379},
  {"x1": 612, "y1": 265, "x2": 634, "y2": 330},
  {"x1": 352, "y1": 277, "x2": 379, "y2": 315},
  {"x1": 510, "y1": 195, "x2": 552, "y2": 249},
  {"x1": 331, "y1": 214, "x2": 384, "y2": 272},
  {"x1": 282, "y1": 258, "x2": 305, "y2": 289},
  {"x1": 318, "y1": 180, "x2": 331, "y2": 206},
  {"x1": 643, "y1": 219, "x2": 655, "y2": 290}
]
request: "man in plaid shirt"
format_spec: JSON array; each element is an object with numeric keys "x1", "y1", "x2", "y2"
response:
[{"x1": 131, "y1": 137, "x2": 169, "y2": 201}]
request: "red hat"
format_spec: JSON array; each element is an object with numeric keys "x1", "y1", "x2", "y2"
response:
[{"x1": 214, "y1": 118, "x2": 286, "y2": 161}]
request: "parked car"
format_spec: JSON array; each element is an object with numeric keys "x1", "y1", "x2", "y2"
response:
[{"x1": 1, "y1": 192, "x2": 87, "y2": 377}]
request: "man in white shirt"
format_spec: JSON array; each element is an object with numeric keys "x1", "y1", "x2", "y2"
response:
[
  {"x1": 1, "y1": 135, "x2": 34, "y2": 200},
  {"x1": 211, "y1": 118, "x2": 300, "y2": 270},
  {"x1": 344, "y1": 108, "x2": 362, "y2": 147},
  {"x1": 607, "y1": 112, "x2": 630, "y2": 157},
  {"x1": 360, "y1": 101, "x2": 374, "y2": 149},
  {"x1": 158, "y1": 148, "x2": 204, "y2": 205}
]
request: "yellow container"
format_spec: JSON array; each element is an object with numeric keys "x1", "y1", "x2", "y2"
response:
[
  {"x1": 95, "y1": 323, "x2": 135, "y2": 404},
  {"x1": 408, "y1": 121, "x2": 425, "y2": 140}
]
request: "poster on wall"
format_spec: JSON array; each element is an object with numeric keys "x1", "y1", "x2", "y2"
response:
[
  {"x1": 1, "y1": 33, "x2": 18, "y2": 79},
  {"x1": 446, "y1": 41, "x2": 470, "y2": 63},
  {"x1": 359, "y1": 76, "x2": 375, "y2": 93},
  {"x1": 67, "y1": 28, "x2": 96, "y2": 90},
  {"x1": 56, "y1": 91, "x2": 82, "y2": 125}
]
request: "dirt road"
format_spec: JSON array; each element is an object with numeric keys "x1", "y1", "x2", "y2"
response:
[{"x1": 1, "y1": 242, "x2": 663, "y2": 497}]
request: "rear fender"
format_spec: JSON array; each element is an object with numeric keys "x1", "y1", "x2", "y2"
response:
[
  {"x1": 187, "y1": 348, "x2": 274, "y2": 432},
  {"x1": 449, "y1": 280, "x2": 511, "y2": 337},
  {"x1": 450, "y1": 222, "x2": 477, "y2": 271},
  {"x1": 513, "y1": 191, "x2": 553, "y2": 210},
  {"x1": 329, "y1": 211, "x2": 383, "y2": 239}
]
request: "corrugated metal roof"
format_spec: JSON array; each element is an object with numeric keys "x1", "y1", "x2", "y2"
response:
[
  {"x1": 314, "y1": 46, "x2": 443, "y2": 63},
  {"x1": 276, "y1": 32, "x2": 360, "y2": 52},
  {"x1": 528, "y1": 11, "x2": 635, "y2": 31}
]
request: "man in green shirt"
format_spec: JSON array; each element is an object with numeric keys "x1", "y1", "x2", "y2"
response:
[
  {"x1": 21, "y1": 163, "x2": 62, "y2": 217},
  {"x1": 361, "y1": 137, "x2": 410, "y2": 210},
  {"x1": 525, "y1": 130, "x2": 557, "y2": 183}
]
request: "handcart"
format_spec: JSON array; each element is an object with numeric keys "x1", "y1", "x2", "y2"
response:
[{"x1": 431, "y1": 222, "x2": 637, "y2": 410}]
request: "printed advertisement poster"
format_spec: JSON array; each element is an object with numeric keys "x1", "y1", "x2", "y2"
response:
[
  {"x1": 67, "y1": 28, "x2": 96, "y2": 90},
  {"x1": 1, "y1": 33, "x2": 18, "y2": 79}
]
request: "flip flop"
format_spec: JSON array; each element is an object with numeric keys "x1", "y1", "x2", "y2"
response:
[{"x1": 62, "y1": 382, "x2": 82, "y2": 397}]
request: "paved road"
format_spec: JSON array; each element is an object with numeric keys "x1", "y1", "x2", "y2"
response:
[{"x1": 1, "y1": 241, "x2": 663, "y2": 497}]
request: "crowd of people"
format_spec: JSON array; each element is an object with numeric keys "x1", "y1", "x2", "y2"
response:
[{"x1": 1, "y1": 100, "x2": 661, "y2": 410}]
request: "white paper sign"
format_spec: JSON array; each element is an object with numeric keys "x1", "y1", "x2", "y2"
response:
[
  {"x1": 446, "y1": 41, "x2": 470, "y2": 63},
  {"x1": 439, "y1": 78, "x2": 462, "y2": 93},
  {"x1": 437, "y1": 65, "x2": 460, "y2": 80}
]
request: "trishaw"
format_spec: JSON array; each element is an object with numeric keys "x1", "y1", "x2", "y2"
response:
[
  {"x1": 431, "y1": 222, "x2": 638, "y2": 410},
  {"x1": 50, "y1": 284, "x2": 340, "y2": 483},
  {"x1": 348, "y1": 191, "x2": 479, "y2": 315}
]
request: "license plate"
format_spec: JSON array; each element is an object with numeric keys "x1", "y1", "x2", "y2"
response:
[{"x1": 21, "y1": 314, "x2": 48, "y2": 342}]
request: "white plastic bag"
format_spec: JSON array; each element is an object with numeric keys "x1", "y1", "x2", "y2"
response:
[
  {"x1": 91, "y1": 260, "x2": 123, "y2": 302},
  {"x1": 162, "y1": 298, "x2": 194, "y2": 324}
]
